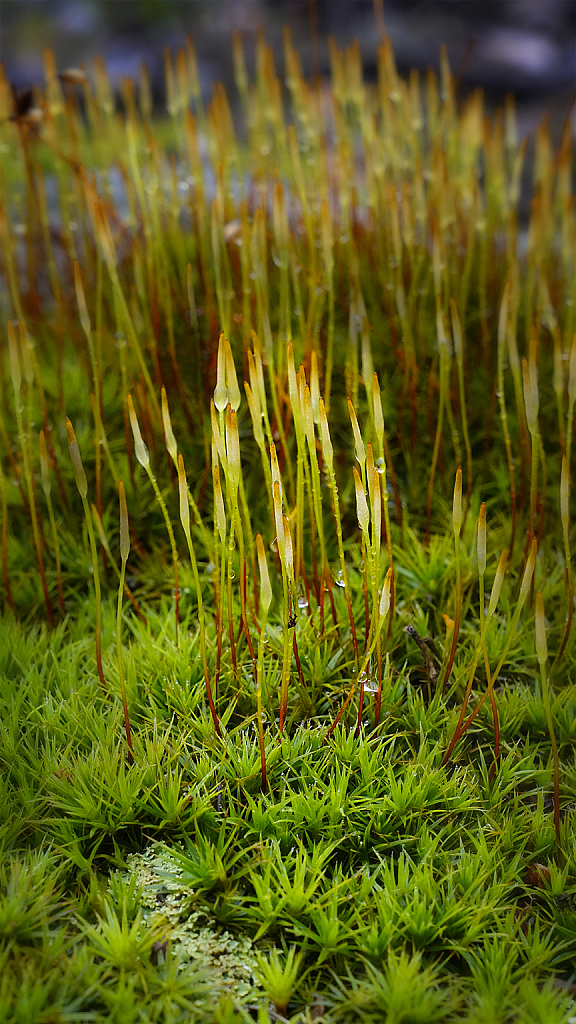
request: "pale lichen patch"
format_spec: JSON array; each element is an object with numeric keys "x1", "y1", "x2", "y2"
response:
[{"x1": 118, "y1": 845, "x2": 262, "y2": 1002}]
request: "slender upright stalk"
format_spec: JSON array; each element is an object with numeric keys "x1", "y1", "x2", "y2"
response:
[
  {"x1": 555, "y1": 456, "x2": 573, "y2": 663},
  {"x1": 293, "y1": 362, "x2": 318, "y2": 600},
  {"x1": 178, "y1": 454, "x2": 220, "y2": 736},
  {"x1": 273, "y1": 182, "x2": 292, "y2": 360},
  {"x1": 319, "y1": 399, "x2": 358, "y2": 663},
  {"x1": 354, "y1": 467, "x2": 373, "y2": 656},
  {"x1": 304, "y1": 387, "x2": 332, "y2": 631},
  {"x1": 66, "y1": 418, "x2": 107, "y2": 692},
  {"x1": 535, "y1": 591, "x2": 560, "y2": 848},
  {"x1": 256, "y1": 534, "x2": 272, "y2": 789},
  {"x1": 7, "y1": 324, "x2": 53, "y2": 625},
  {"x1": 442, "y1": 547, "x2": 507, "y2": 766},
  {"x1": 372, "y1": 374, "x2": 394, "y2": 572},
  {"x1": 273, "y1": 481, "x2": 291, "y2": 733},
  {"x1": 213, "y1": 465, "x2": 227, "y2": 697},
  {"x1": 91, "y1": 504, "x2": 148, "y2": 626},
  {"x1": 328, "y1": 568, "x2": 392, "y2": 739},
  {"x1": 477, "y1": 503, "x2": 499, "y2": 765},
  {"x1": 566, "y1": 333, "x2": 576, "y2": 480},
  {"x1": 127, "y1": 395, "x2": 180, "y2": 645},
  {"x1": 451, "y1": 539, "x2": 537, "y2": 751},
  {"x1": 225, "y1": 406, "x2": 241, "y2": 676},
  {"x1": 425, "y1": 301, "x2": 450, "y2": 548},
  {"x1": 496, "y1": 282, "x2": 517, "y2": 556},
  {"x1": 251, "y1": 209, "x2": 294, "y2": 500},
  {"x1": 117, "y1": 481, "x2": 133, "y2": 760},
  {"x1": 0, "y1": 455, "x2": 15, "y2": 613},
  {"x1": 358, "y1": 449, "x2": 381, "y2": 734},
  {"x1": 216, "y1": 342, "x2": 254, "y2": 662},
  {"x1": 522, "y1": 351, "x2": 540, "y2": 559},
  {"x1": 321, "y1": 200, "x2": 335, "y2": 413},
  {"x1": 505, "y1": 264, "x2": 531, "y2": 515},
  {"x1": 450, "y1": 300, "x2": 473, "y2": 523},
  {"x1": 245, "y1": 381, "x2": 272, "y2": 502},
  {"x1": 287, "y1": 347, "x2": 312, "y2": 611},
  {"x1": 162, "y1": 386, "x2": 213, "y2": 560},
  {"x1": 74, "y1": 261, "x2": 104, "y2": 521},
  {"x1": 94, "y1": 199, "x2": 160, "y2": 424},
  {"x1": 372, "y1": 374, "x2": 398, "y2": 633},
  {"x1": 441, "y1": 467, "x2": 462, "y2": 692},
  {"x1": 39, "y1": 430, "x2": 65, "y2": 614}
]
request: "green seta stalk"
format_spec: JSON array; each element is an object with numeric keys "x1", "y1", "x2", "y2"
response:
[{"x1": 116, "y1": 481, "x2": 134, "y2": 760}]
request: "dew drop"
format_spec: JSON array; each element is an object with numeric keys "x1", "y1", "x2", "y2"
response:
[
  {"x1": 335, "y1": 569, "x2": 345, "y2": 588},
  {"x1": 297, "y1": 594, "x2": 309, "y2": 609}
]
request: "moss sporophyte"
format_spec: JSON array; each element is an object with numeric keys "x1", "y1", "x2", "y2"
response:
[{"x1": 0, "y1": 22, "x2": 575, "y2": 1023}]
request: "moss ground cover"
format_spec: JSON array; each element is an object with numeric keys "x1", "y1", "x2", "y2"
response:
[{"x1": 0, "y1": 25, "x2": 575, "y2": 1023}]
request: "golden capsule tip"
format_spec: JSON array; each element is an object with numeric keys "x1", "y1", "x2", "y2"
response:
[
  {"x1": 535, "y1": 590, "x2": 547, "y2": 666},
  {"x1": 119, "y1": 480, "x2": 130, "y2": 562},
  {"x1": 452, "y1": 466, "x2": 462, "y2": 533}
]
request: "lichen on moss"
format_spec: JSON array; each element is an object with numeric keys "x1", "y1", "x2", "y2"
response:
[{"x1": 121, "y1": 844, "x2": 262, "y2": 1001}]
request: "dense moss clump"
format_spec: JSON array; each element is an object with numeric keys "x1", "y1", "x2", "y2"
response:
[{"x1": 0, "y1": 26, "x2": 575, "y2": 1024}]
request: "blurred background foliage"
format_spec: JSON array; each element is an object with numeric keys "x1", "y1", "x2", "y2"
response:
[{"x1": 2, "y1": 0, "x2": 575, "y2": 134}]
